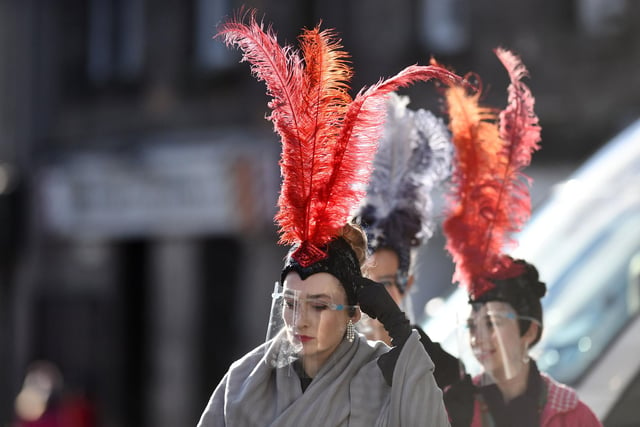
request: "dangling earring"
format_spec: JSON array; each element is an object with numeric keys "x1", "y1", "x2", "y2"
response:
[
  {"x1": 346, "y1": 319, "x2": 355, "y2": 343},
  {"x1": 522, "y1": 343, "x2": 530, "y2": 364}
]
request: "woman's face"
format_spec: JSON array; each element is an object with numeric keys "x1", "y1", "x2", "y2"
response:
[
  {"x1": 364, "y1": 249, "x2": 404, "y2": 344},
  {"x1": 368, "y1": 249, "x2": 403, "y2": 305},
  {"x1": 467, "y1": 301, "x2": 528, "y2": 381},
  {"x1": 282, "y1": 272, "x2": 356, "y2": 368}
]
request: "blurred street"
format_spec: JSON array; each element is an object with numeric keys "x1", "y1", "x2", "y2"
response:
[{"x1": 1, "y1": 1, "x2": 639, "y2": 426}]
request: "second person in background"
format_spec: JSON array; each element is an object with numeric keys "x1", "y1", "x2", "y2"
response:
[{"x1": 355, "y1": 92, "x2": 461, "y2": 390}]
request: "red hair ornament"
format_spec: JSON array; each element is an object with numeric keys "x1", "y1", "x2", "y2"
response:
[
  {"x1": 442, "y1": 48, "x2": 541, "y2": 300},
  {"x1": 218, "y1": 10, "x2": 462, "y2": 266}
]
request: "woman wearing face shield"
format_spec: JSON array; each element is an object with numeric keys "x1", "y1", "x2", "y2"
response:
[
  {"x1": 439, "y1": 49, "x2": 602, "y2": 426},
  {"x1": 197, "y1": 10, "x2": 461, "y2": 427},
  {"x1": 445, "y1": 260, "x2": 602, "y2": 427},
  {"x1": 354, "y1": 92, "x2": 462, "y2": 390}
]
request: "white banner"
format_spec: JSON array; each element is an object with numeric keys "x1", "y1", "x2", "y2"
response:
[{"x1": 40, "y1": 133, "x2": 279, "y2": 239}]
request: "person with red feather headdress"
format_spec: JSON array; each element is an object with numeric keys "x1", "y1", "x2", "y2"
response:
[
  {"x1": 439, "y1": 49, "x2": 602, "y2": 427},
  {"x1": 354, "y1": 92, "x2": 462, "y2": 390},
  {"x1": 197, "y1": 10, "x2": 461, "y2": 427}
]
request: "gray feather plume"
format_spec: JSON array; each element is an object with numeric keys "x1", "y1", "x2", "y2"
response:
[{"x1": 356, "y1": 92, "x2": 453, "y2": 282}]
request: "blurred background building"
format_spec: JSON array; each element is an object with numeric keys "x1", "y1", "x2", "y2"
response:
[{"x1": 0, "y1": 0, "x2": 639, "y2": 426}]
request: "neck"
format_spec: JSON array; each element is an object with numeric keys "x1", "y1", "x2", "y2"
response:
[
  {"x1": 301, "y1": 356, "x2": 321, "y2": 378},
  {"x1": 496, "y1": 362, "x2": 530, "y2": 402},
  {"x1": 301, "y1": 337, "x2": 347, "y2": 378}
]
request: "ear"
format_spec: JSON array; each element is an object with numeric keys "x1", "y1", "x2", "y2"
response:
[
  {"x1": 404, "y1": 274, "x2": 415, "y2": 293},
  {"x1": 352, "y1": 308, "x2": 362, "y2": 323}
]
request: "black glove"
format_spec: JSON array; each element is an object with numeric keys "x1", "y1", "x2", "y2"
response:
[
  {"x1": 356, "y1": 277, "x2": 413, "y2": 387},
  {"x1": 416, "y1": 326, "x2": 463, "y2": 389},
  {"x1": 443, "y1": 374, "x2": 476, "y2": 427},
  {"x1": 356, "y1": 277, "x2": 412, "y2": 347}
]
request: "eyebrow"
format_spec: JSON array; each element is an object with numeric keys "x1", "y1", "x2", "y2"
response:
[
  {"x1": 283, "y1": 291, "x2": 332, "y2": 300},
  {"x1": 306, "y1": 293, "x2": 332, "y2": 300},
  {"x1": 468, "y1": 312, "x2": 516, "y2": 321}
]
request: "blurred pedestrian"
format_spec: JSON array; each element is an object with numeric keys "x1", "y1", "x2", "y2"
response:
[
  {"x1": 13, "y1": 360, "x2": 64, "y2": 427},
  {"x1": 444, "y1": 259, "x2": 602, "y2": 427},
  {"x1": 440, "y1": 48, "x2": 601, "y2": 426},
  {"x1": 355, "y1": 91, "x2": 461, "y2": 389},
  {"x1": 13, "y1": 361, "x2": 97, "y2": 427}
]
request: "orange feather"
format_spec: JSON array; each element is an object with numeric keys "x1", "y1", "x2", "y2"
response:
[{"x1": 443, "y1": 49, "x2": 541, "y2": 298}]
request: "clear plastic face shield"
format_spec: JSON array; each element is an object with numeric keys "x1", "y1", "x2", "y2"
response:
[
  {"x1": 265, "y1": 276, "x2": 360, "y2": 377},
  {"x1": 457, "y1": 301, "x2": 541, "y2": 386}
]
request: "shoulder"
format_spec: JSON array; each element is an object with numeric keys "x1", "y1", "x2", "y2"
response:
[
  {"x1": 541, "y1": 373, "x2": 580, "y2": 412},
  {"x1": 234, "y1": 342, "x2": 268, "y2": 366},
  {"x1": 356, "y1": 332, "x2": 391, "y2": 356},
  {"x1": 222, "y1": 341, "x2": 270, "y2": 381},
  {"x1": 351, "y1": 333, "x2": 391, "y2": 373},
  {"x1": 540, "y1": 373, "x2": 602, "y2": 426}
]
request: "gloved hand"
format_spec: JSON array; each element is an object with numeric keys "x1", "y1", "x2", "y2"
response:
[
  {"x1": 416, "y1": 327, "x2": 463, "y2": 389},
  {"x1": 356, "y1": 277, "x2": 411, "y2": 347},
  {"x1": 443, "y1": 374, "x2": 476, "y2": 427}
]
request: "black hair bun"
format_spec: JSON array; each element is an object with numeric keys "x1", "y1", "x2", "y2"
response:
[
  {"x1": 514, "y1": 258, "x2": 547, "y2": 299},
  {"x1": 532, "y1": 280, "x2": 547, "y2": 298}
]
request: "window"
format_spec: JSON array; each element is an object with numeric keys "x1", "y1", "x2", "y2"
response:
[
  {"x1": 418, "y1": 0, "x2": 470, "y2": 55},
  {"x1": 193, "y1": 0, "x2": 234, "y2": 73},
  {"x1": 87, "y1": 0, "x2": 145, "y2": 85}
]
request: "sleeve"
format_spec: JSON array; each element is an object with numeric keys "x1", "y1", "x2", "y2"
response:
[
  {"x1": 443, "y1": 375, "x2": 476, "y2": 427},
  {"x1": 415, "y1": 325, "x2": 463, "y2": 389},
  {"x1": 573, "y1": 401, "x2": 604, "y2": 427},
  {"x1": 383, "y1": 329, "x2": 451, "y2": 426},
  {"x1": 196, "y1": 372, "x2": 229, "y2": 427}
]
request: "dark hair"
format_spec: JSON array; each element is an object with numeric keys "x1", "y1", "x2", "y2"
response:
[
  {"x1": 471, "y1": 259, "x2": 546, "y2": 346},
  {"x1": 356, "y1": 205, "x2": 421, "y2": 288}
]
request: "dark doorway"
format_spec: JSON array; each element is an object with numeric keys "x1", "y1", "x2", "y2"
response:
[{"x1": 198, "y1": 237, "x2": 242, "y2": 407}]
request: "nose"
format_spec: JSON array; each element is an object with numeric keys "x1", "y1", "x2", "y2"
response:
[
  {"x1": 470, "y1": 326, "x2": 495, "y2": 350},
  {"x1": 292, "y1": 302, "x2": 309, "y2": 330}
]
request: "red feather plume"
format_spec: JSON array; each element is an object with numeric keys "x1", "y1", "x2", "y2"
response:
[
  {"x1": 218, "y1": 10, "x2": 462, "y2": 265},
  {"x1": 443, "y1": 48, "x2": 541, "y2": 299}
]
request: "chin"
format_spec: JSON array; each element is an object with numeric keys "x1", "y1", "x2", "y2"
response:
[{"x1": 478, "y1": 356, "x2": 502, "y2": 376}]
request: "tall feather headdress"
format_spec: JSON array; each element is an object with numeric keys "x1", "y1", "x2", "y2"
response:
[
  {"x1": 217, "y1": 10, "x2": 462, "y2": 267},
  {"x1": 442, "y1": 48, "x2": 541, "y2": 299},
  {"x1": 356, "y1": 92, "x2": 453, "y2": 289}
]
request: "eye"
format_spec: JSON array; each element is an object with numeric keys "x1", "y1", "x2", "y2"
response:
[
  {"x1": 380, "y1": 280, "x2": 396, "y2": 289},
  {"x1": 466, "y1": 320, "x2": 476, "y2": 333},
  {"x1": 284, "y1": 299, "x2": 295, "y2": 309},
  {"x1": 311, "y1": 300, "x2": 333, "y2": 311},
  {"x1": 485, "y1": 318, "x2": 496, "y2": 330}
]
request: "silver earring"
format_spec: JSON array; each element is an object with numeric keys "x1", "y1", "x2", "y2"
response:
[
  {"x1": 522, "y1": 344, "x2": 530, "y2": 363},
  {"x1": 346, "y1": 320, "x2": 355, "y2": 343}
]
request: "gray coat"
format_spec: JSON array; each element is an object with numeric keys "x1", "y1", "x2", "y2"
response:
[{"x1": 197, "y1": 330, "x2": 450, "y2": 427}]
